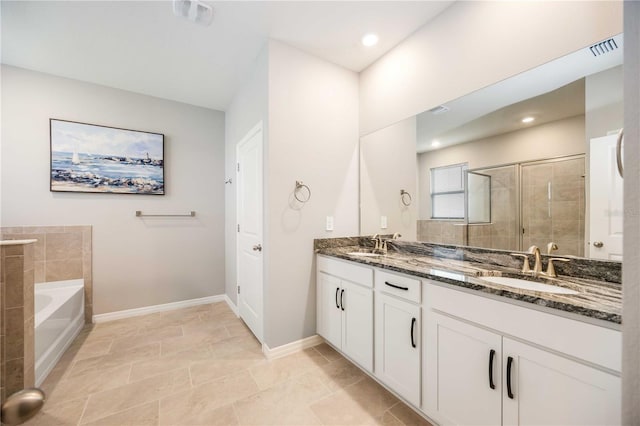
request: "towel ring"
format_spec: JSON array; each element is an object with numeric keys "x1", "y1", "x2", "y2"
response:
[
  {"x1": 294, "y1": 181, "x2": 311, "y2": 203},
  {"x1": 400, "y1": 189, "x2": 412, "y2": 206}
]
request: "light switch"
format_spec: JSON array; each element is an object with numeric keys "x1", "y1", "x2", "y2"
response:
[
  {"x1": 326, "y1": 216, "x2": 334, "y2": 231},
  {"x1": 381, "y1": 216, "x2": 388, "y2": 229}
]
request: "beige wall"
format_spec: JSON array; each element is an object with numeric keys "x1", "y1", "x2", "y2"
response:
[
  {"x1": 360, "y1": 117, "x2": 417, "y2": 239},
  {"x1": 359, "y1": 1, "x2": 622, "y2": 135},
  {"x1": 418, "y1": 115, "x2": 586, "y2": 220},
  {"x1": 266, "y1": 41, "x2": 359, "y2": 348},
  {"x1": 1, "y1": 66, "x2": 226, "y2": 315}
]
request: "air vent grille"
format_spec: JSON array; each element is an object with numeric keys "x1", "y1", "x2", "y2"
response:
[
  {"x1": 589, "y1": 38, "x2": 618, "y2": 57},
  {"x1": 428, "y1": 105, "x2": 450, "y2": 115}
]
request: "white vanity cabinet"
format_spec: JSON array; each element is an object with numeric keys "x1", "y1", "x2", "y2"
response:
[
  {"x1": 502, "y1": 338, "x2": 620, "y2": 426},
  {"x1": 317, "y1": 256, "x2": 374, "y2": 372},
  {"x1": 374, "y1": 269, "x2": 422, "y2": 407},
  {"x1": 424, "y1": 283, "x2": 621, "y2": 426},
  {"x1": 426, "y1": 312, "x2": 502, "y2": 425}
]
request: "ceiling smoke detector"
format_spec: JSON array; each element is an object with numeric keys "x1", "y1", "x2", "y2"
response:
[{"x1": 173, "y1": 0, "x2": 213, "y2": 26}]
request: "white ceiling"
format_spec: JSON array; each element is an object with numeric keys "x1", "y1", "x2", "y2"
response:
[{"x1": 1, "y1": 1, "x2": 453, "y2": 111}]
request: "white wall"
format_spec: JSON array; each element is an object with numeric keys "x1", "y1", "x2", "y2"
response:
[
  {"x1": 224, "y1": 46, "x2": 269, "y2": 306},
  {"x1": 359, "y1": 1, "x2": 623, "y2": 135},
  {"x1": 266, "y1": 41, "x2": 359, "y2": 348},
  {"x1": 360, "y1": 116, "x2": 417, "y2": 239},
  {"x1": 417, "y1": 115, "x2": 586, "y2": 219},
  {"x1": 586, "y1": 65, "x2": 624, "y2": 141},
  {"x1": 1, "y1": 66, "x2": 226, "y2": 314}
]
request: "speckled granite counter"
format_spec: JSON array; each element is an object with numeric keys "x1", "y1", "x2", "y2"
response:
[{"x1": 315, "y1": 237, "x2": 622, "y2": 327}]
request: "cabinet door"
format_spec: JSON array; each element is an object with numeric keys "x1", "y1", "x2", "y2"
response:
[
  {"x1": 375, "y1": 292, "x2": 421, "y2": 406},
  {"x1": 341, "y1": 280, "x2": 373, "y2": 372},
  {"x1": 317, "y1": 272, "x2": 342, "y2": 349},
  {"x1": 503, "y1": 338, "x2": 620, "y2": 426},
  {"x1": 424, "y1": 312, "x2": 502, "y2": 426}
]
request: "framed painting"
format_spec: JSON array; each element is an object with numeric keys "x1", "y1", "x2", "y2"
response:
[{"x1": 50, "y1": 119, "x2": 165, "y2": 195}]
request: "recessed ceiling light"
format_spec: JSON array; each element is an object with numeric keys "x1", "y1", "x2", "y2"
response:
[
  {"x1": 361, "y1": 33, "x2": 379, "y2": 47},
  {"x1": 431, "y1": 140, "x2": 441, "y2": 147},
  {"x1": 522, "y1": 117, "x2": 535, "y2": 123}
]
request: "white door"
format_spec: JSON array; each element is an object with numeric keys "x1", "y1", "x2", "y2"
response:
[
  {"x1": 317, "y1": 272, "x2": 342, "y2": 349},
  {"x1": 236, "y1": 123, "x2": 264, "y2": 342},
  {"x1": 375, "y1": 293, "x2": 421, "y2": 407},
  {"x1": 341, "y1": 280, "x2": 373, "y2": 372},
  {"x1": 589, "y1": 135, "x2": 623, "y2": 260},
  {"x1": 503, "y1": 338, "x2": 620, "y2": 426},
  {"x1": 424, "y1": 312, "x2": 502, "y2": 426}
]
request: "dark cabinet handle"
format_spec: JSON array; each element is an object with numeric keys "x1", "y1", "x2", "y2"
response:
[
  {"x1": 410, "y1": 318, "x2": 417, "y2": 348},
  {"x1": 385, "y1": 281, "x2": 409, "y2": 291},
  {"x1": 340, "y1": 289, "x2": 345, "y2": 311},
  {"x1": 507, "y1": 356, "x2": 514, "y2": 399},
  {"x1": 335, "y1": 287, "x2": 340, "y2": 309},
  {"x1": 489, "y1": 349, "x2": 496, "y2": 390}
]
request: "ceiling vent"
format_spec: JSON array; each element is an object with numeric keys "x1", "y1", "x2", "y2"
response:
[
  {"x1": 173, "y1": 0, "x2": 214, "y2": 26},
  {"x1": 428, "y1": 105, "x2": 450, "y2": 115},
  {"x1": 589, "y1": 38, "x2": 618, "y2": 57}
]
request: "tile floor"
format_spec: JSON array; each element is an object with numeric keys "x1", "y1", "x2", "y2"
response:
[{"x1": 26, "y1": 302, "x2": 433, "y2": 426}]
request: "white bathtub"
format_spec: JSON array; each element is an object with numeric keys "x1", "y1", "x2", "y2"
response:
[{"x1": 34, "y1": 279, "x2": 84, "y2": 386}]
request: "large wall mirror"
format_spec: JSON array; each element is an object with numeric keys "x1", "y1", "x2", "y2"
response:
[{"x1": 360, "y1": 33, "x2": 623, "y2": 261}]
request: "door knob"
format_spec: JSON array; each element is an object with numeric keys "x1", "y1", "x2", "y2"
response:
[
  {"x1": 252, "y1": 244, "x2": 263, "y2": 252},
  {"x1": 593, "y1": 241, "x2": 604, "y2": 248}
]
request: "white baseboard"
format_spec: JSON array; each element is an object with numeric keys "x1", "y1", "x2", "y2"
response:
[
  {"x1": 225, "y1": 295, "x2": 239, "y2": 316},
  {"x1": 262, "y1": 334, "x2": 323, "y2": 360},
  {"x1": 92, "y1": 294, "x2": 226, "y2": 323}
]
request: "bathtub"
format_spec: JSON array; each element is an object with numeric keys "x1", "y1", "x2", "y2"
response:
[{"x1": 34, "y1": 279, "x2": 84, "y2": 386}]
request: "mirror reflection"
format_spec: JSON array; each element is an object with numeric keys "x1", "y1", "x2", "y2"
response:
[{"x1": 360, "y1": 33, "x2": 623, "y2": 261}]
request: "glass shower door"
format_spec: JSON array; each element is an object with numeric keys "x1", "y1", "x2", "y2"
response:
[{"x1": 521, "y1": 157, "x2": 585, "y2": 257}]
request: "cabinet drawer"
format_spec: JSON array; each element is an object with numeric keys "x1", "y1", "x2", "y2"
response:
[
  {"x1": 375, "y1": 269, "x2": 421, "y2": 303},
  {"x1": 317, "y1": 255, "x2": 373, "y2": 288}
]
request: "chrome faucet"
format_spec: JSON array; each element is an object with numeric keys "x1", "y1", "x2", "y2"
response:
[
  {"x1": 546, "y1": 242, "x2": 558, "y2": 254},
  {"x1": 392, "y1": 233, "x2": 402, "y2": 240}
]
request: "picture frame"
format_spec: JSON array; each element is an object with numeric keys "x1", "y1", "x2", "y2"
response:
[{"x1": 50, "y1": 119, "x2": 165, "y2": 195}]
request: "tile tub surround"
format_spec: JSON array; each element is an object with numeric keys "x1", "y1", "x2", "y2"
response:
[
  {"x1": 1, "y1": 240, "x2": 37, "y2": 402},
  {"x1": 24, "y1": 302, "x2": 432, "y2": 426},
  {"x1": 315, "y1": 238, "x2": 622, "y2": 325},
  {"x1": 1, "y1": 226, "x2": 93, "y2": 323}
]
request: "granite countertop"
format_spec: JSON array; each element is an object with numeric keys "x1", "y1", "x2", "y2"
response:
[{"x1": 316, "y1": 243, "x2": 622, "y2": 327}]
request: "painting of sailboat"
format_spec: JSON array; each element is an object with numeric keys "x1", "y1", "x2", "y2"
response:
[{"x1": 50, "y1": 119, "x2": 165, "y2": 195}]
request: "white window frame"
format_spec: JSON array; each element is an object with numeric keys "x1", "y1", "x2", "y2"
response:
[{"x1": 430, "y1": 163, "x2": 468, "y2": 219}]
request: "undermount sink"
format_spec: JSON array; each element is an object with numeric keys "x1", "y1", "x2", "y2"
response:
[{"x1": 480, "y1": 276, "x2": 579, "y2": 295}]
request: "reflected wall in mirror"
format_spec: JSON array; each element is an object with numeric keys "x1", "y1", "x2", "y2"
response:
[{"x1": 359, "y1": 34, "x2": 623, "y2": 261}]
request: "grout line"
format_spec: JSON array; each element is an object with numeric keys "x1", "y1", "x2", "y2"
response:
[
  {"x1": 311, "y1": 345, "x2": 333, "y2": 363},
  {"x1": 76, "y1": 395, "x2": 91, "y2": 426},
  {"x1": 81, "y1": 399, "x2": 159, "y2": 426},
  {"x1": 386, "y1": 408, "x2": 406, "y2": 426},
  {"x1": 126, "y1": 362, "x2": 134, "y2": 384},
  {"x1": 187, "y1": 363, "x2": 194, "y2": 388},
  {"x1": 230, "y1": 400, "x2": 241, "y2": 424}
]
